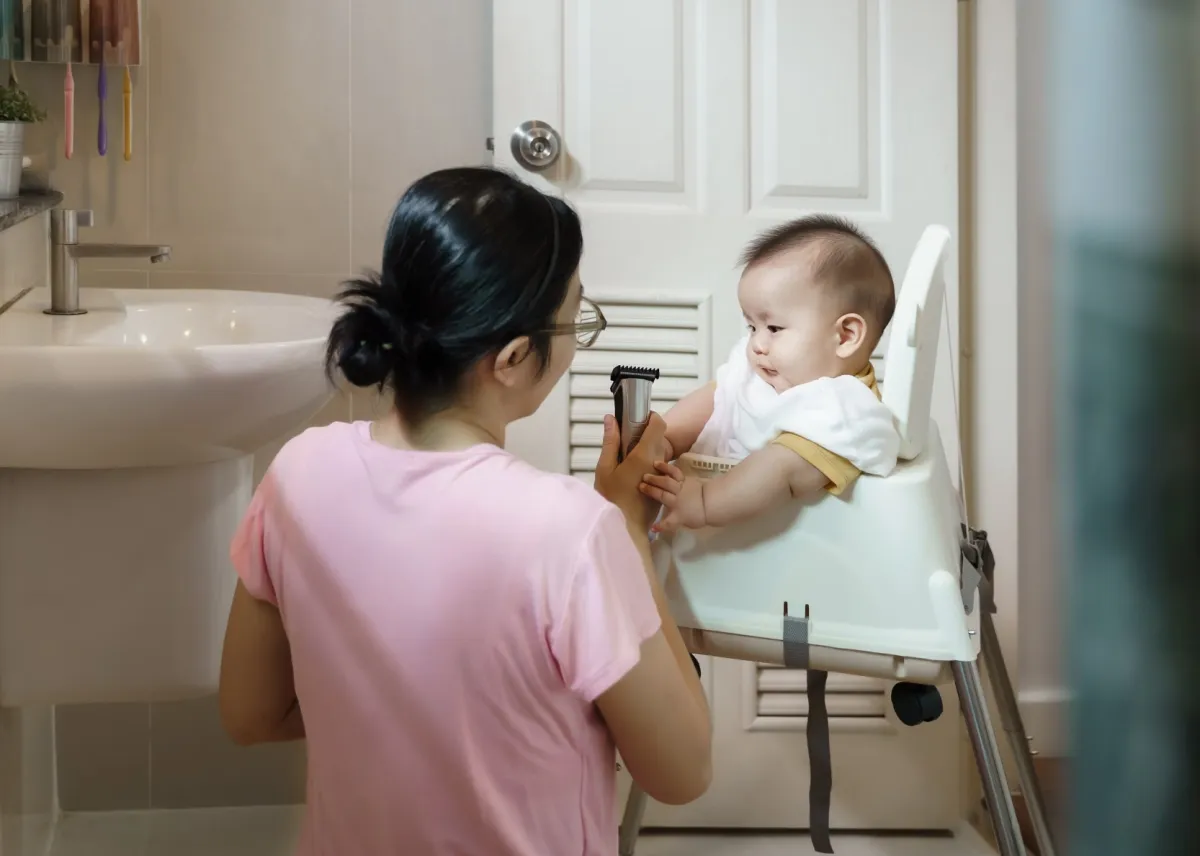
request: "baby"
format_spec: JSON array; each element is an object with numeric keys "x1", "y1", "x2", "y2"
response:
[{"x1": 643, "y1": 214, "x2": 901, "y2": 533}]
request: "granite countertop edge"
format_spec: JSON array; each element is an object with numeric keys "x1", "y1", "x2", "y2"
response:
[{"x1": 0, "y1": 191, "x2": 64, "y2": 234}]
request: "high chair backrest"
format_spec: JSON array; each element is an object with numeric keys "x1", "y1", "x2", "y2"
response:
[{"x1": 881, "y1": 225, "x2": 952, "y2": 461}]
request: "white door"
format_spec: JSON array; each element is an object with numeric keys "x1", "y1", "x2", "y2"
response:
[{"x1": 496, "y1": 0, "x2": 963, "y2": 831}]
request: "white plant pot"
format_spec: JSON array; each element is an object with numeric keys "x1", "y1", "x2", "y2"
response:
[{"x1": 0, "y1": 121, "x2": 26, "y2": 200}]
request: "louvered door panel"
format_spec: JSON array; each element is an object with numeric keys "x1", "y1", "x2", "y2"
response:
[
  {"x1": 570, "y1": 291, "x2": 712, "y2": 484},
  {"x1": 750, "y1": 664, "x2": 891, "y2": 733}
]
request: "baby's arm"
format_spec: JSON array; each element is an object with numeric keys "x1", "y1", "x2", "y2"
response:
[
  {"x1": 643, "y1": 444, "x2": 831, "y2": 532},
  {"x1": 702, "y1": 445, "x2": 830, "y2": 526},
  {"x1": 662, "y1": 382, "x2": 716, "y2": 461}
]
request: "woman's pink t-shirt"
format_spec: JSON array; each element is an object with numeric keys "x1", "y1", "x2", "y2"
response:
[{"x1": 231, "y1": 421, "x2": 661, "y2": 855}]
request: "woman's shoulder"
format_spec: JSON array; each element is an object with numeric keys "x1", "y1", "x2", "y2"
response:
[
  {"x1": 270, "y1": 420, "x2": 361, "y2": 468},
  {"x1": 299, "y1": 422, "x2": 613, "y2": 518},
  {"x1": 265, "y1": 420, "x2": 619, "y2": 536}
]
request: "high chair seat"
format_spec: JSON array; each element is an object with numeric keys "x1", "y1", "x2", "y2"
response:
[
  {"x1": 654, "y1": 222, "x2": 977, "y2": 683},
  {"x1": 659, "y1": 421, "x2": 979, "y2": 685}
]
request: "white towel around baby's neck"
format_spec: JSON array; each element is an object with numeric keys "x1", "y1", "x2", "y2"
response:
[{"x1": 692, "y1": 337, "x2": 900, "y2": 476}]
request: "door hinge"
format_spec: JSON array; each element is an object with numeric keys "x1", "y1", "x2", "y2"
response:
[{"x1": 486, "y1": 136, "x2": 495, "y2": 152}]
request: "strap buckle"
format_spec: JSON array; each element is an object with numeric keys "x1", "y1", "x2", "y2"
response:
[{"x1": 959, "y1": 524, "x2": 996, "y2": 615}]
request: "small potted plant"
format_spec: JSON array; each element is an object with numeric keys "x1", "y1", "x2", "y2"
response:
[{"x1": 0, "y1": 81, "x2": 45, "y2": 200}]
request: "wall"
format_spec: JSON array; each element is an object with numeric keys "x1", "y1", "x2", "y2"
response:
[
  {"x1": 969, "y1": 0, "x2": 1067, "y2": 759},
  {"x1": 1014, "y1": 0, "x2": 1066, "y2": 757},
  {"x1": 966, "y1": 0, "x2": 1021, "y2": 712},
  {"x1": 0, "y1": 706, "x2": 55, "y2": 856},
  {"x1": 15, "y1": 0, "x2": 491, "y2": 811},
  {"x1": 0, "y1": 215, "x2": 49, "y2": 309}
]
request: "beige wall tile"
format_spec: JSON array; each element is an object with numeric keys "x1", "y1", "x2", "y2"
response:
[
  {"x1": 349, "y1": 0, "x2": 492, "y2": 270},
  {"x1": 0, "y1": 215, "x2": 49, "y2": 306},
  {"x1": 149, "y1": 696, "x2": 306, "y2": 808},
  {"x1": 19, "y1": 63, "x2": 151, "y2": 253},
  {"x1": 0, "y1": 705, "x2": 55, "y2": 856},
  {"x1": 147, "y1": 270, "x2": 343, "y2": 300},
  {"x1": 349, "y1": 387, "x2": 390, "y2": 422},
  {"x1": 0, "y1": 706, "x2": 55, "y2": 815},
  {"x1": 147, "y1": 0, "x2": 351, "y2": 275},
  {"x1": 55, "y1": 703, "x2": 150, "y2": 811},
  {"x1": 79, "y1": 268, "x2": 150, "y2": 289}
]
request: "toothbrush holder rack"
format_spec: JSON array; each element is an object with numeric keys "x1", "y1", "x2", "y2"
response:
[{"x1": 0, "y1": 0, "x2": 142, "y2": 67}]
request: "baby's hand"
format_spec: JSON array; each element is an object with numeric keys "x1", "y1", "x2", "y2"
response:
[
  {"x1": 640, "y1": 461, "x2": 706, "y2": 534},
  {"x1": 639, "y1": 460, "x2": 683, "y2": 507}
]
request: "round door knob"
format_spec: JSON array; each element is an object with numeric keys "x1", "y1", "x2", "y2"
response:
[{"x1": 510, "y1": 120, "x2": 562, "y2": 172}]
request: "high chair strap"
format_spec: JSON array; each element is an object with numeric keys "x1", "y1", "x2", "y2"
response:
[
  {"x1": 806, "y1": 669, "x2": 834, "y2": 854},
  {"x1": 783, "y1": 611, "x2": 834, "y2": 853}
]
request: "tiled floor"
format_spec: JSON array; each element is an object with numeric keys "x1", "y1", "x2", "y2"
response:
[{"x1": 46, "y1": 806, "x2": 998, "y2": 856}]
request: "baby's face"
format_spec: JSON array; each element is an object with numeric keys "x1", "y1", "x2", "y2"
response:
[{"x1": 737, "y1": 248, "x2": 848, "y2": 392}]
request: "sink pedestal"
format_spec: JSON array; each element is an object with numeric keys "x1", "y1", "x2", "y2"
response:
[{"x1": 0, "y1": 457, "x2": 252, "y2": 705}]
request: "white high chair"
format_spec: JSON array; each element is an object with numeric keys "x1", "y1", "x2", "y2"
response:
[{"x1": 618, "y1": 227, "x2": 1056, "y2": 856}]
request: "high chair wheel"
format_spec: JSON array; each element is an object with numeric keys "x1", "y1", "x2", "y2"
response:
[{"x1": 890, "y1": 682, "x2": 943, "y2": 726}]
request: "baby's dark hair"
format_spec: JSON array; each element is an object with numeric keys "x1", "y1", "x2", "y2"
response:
[
  {"x1": 325, "y1": 167, "x2": 583, "y2": 425},
  {"x1": 740, "y1": 214, "x2": 896, "y2": 348}
]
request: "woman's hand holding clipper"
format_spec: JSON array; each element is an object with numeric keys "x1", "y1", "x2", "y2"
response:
[{"x1": 594, "y1": 411, "x2": 670, "y2": 533}]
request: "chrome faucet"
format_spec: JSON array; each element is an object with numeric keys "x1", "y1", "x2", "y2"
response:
[{"x1": 47, "y1": 208, "x2": 172, "y2": 316}]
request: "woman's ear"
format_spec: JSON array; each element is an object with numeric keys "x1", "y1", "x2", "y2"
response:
[
  {"x1": 833, "y1": 313, "x2": 868, "y2": 359},
  {"x1": 491, "y1": 336, "x2": 533, "y2": 387}
]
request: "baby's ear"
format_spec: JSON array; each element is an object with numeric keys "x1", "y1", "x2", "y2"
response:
[{"x1": 834, "y1": 313, "x2": 868, "y2": 359}]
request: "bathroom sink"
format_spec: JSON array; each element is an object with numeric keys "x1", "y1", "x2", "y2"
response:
[
  {"x1": 0, "y1": 287, "x2": 339, "y2": 469},
  {"x1": 0, "y1": 285, "x2": 340, "y2": 706}
]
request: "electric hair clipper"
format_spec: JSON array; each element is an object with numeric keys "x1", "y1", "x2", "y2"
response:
[{"x1": 610, "y1": 365, "x2": 661, "y2": 462}]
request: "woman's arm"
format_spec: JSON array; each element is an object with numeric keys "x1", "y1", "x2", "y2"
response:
[
  {"x1": 218, "y1": 582, "x2": 306, "y2": 746},
  {"x1": 594, "y1": 521, "x2": 712, "y2": 806},
  {"x1": 588, "y1": 413, "x2": 712, "y2": 805}
]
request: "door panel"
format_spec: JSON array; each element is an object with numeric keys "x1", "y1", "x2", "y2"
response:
[{"x1": 496, "y1": 0, "x2": 962, "y2": 830}]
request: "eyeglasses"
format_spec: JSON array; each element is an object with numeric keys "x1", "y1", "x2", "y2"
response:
[{"x1": 541, "y1": 296, "x2": 607, "y2": 348}]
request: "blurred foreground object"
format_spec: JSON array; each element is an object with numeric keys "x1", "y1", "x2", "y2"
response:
[{"x1": 1054, "y1": 1, "x2": 1199, "y2": 854}]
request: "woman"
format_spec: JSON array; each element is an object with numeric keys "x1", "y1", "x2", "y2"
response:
[{"x1": 218, "y1": 166, "x2": 712, "y2": 855}]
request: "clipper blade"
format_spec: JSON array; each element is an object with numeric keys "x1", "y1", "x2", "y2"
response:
[{"x1": 609, "y1": 365, "x2": 661, "y2": 393}]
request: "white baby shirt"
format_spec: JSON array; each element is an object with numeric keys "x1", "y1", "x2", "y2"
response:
[{"x1": 692, "y1": 336, "x2": 900, "y2": 477}]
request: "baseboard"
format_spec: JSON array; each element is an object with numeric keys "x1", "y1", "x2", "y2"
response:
[{"x1": 1018, "y1": 686, "x2": 1069, "y2": 757}]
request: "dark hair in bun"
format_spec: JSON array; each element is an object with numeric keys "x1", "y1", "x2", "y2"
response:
[{"x1": 325, "y1": 167, "x2": 583, "y2": 425}]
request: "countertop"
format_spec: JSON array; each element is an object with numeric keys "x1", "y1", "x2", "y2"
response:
[{"x1": 0, "y1": 190, "x2": 64, "y2": 234}]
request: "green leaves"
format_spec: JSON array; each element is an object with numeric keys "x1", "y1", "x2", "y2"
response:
[{"x1": 0, "y1": 82, "x2": 45, "y2": 123}]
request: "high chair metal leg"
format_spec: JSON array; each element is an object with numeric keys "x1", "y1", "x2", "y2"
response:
[
  {"x1": 618, "y1": 784, "x2": 648, "y2": 856},
  {"x1": 980, "y1": 611, "x2": 1058, "y2": 856},
  {"x1": 953, "y1": 659, "x2": 1027, "y2": 856}
]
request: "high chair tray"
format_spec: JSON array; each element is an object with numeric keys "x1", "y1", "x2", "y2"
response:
[{"x1": 656, "y1": 423, "x2": 980, "y2": 679}]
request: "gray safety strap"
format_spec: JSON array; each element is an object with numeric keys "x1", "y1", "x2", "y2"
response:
[
  {"x1": 960, "y1": 525, "x2": 997, "y2": 615},
  {"x1": 782, "y1": 612, "x2": 809, "y2": 669},
  {"x1": 784, "y1": 611, "x2": 834, "y2": 854},
  {"x1": 806, "y1": 668, "x2": 834, "y2": 854}
]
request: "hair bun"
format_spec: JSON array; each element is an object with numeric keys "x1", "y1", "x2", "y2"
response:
[{"x1": 327, "y1": 277, "x2": 398, "y2": 389}]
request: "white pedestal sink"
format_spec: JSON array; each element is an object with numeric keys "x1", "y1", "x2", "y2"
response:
[{"x1": 0, "y1": 287, "x2": 337, "y2": 705}]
